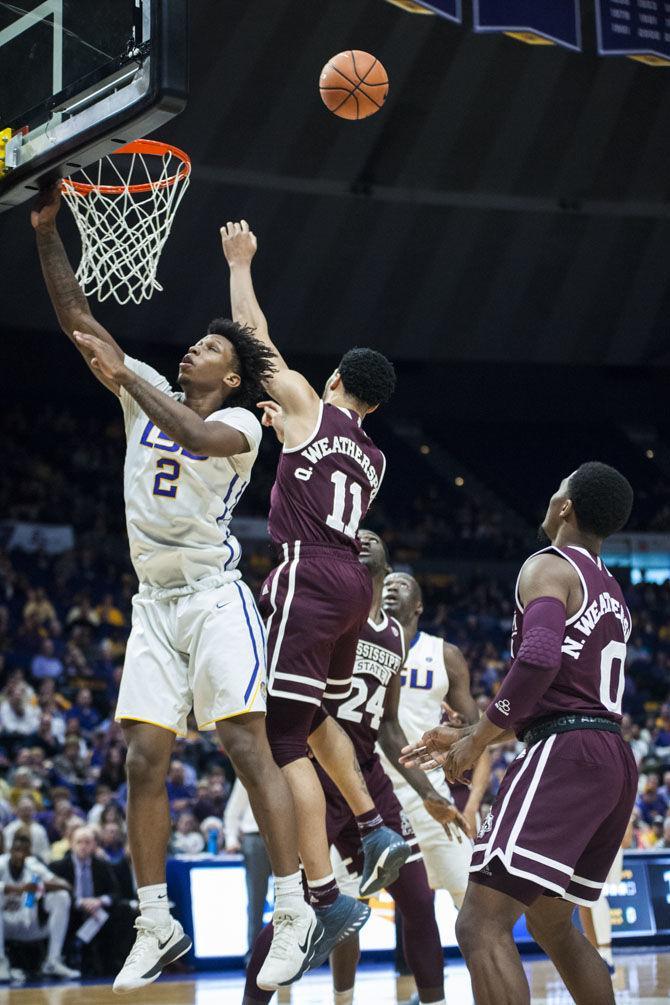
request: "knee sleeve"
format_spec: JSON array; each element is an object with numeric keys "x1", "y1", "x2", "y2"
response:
[
  {"x1": 266, "y1": 696, "x2": 317, "y2": 768},
  {"x1": 591, "y1": 896, "x2": 612, "y2": 947}
]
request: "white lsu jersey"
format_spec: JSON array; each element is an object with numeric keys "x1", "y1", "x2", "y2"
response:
[
  {"x1": 120, "y1": 356, "x2": 262, "y2": 591},
  {"x1": 379, "y1": 630, "x2": 449, "y2": 789}
]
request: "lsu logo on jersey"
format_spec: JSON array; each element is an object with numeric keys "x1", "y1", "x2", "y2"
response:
[
  {"x1": 140, "y1": 420, "x2": 207, "y2": 461},
  {"x1": 400, "y1": 666, "x2": 434, "y2": 690}
]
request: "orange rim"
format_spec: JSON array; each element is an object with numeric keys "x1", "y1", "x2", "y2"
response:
[{"x1": 61, "y1": 139, "x2": 191, "y2": 197}]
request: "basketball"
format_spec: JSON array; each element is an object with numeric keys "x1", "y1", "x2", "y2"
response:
[{"x1": 319, "y1": 50, "x2": 389, "y2": 120}]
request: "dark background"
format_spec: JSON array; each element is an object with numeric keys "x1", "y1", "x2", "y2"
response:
[{"x1": 1, "y1": 0, "x2": 670, "y2": 373}]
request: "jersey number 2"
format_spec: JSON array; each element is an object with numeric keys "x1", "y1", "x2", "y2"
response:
[
  {"x1": 599, "y1": 640, "x2": 626, "y2": 714},
  {"x1": 153, "y1": 458, "x2": 181, "y2": 498},
  {"x1": 326, "y1": 472, "x2": 363, "y2": 538}
]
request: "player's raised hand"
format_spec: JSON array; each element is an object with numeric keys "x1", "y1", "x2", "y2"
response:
[
  {"x1": 423, "y1": 793, "x2": 468, "y2": 844},
  {"x1": 74, "y1": 331, "x2": 124, "y2": 382},
  {"x1": 31, "y1": 183, "x2": 61, "y2": 230},
  {"x1": 257, "y1": 400, "x2": 285, "y2": 443},
  {"x1": 221, "y1": 219, "x2": 257, "y2": 267}
]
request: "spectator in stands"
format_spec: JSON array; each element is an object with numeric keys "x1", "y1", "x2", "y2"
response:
[
  {"x1": 51, "y1": 826, "x2": 121, "y2": 977},
  {"x1": 97, "y1": 746, "x2": 125, "y2": 794},
  {"x1": 23, "y1": 588, "x2": 57, "y2": 627},
  {"x1": 658, "y1": 817, "x2": 670, "y2": 849},
  {"x1": 0, "y1": 684, "x2": 40, "y2": 748},
  {"x1": 66, "y1": 595, "x2": 100, "y2": 630},
  {"x1": 166, "y1": 760, "x2": 196, "y2": 813},
  {"x1": 34, "y1": 713, "x2": 64, "y2": 756},
  {"x1": 171, "y1": 812, "x2": 205, "y2": 854},
  {"x1": 66, "y1": 688, "x2": 101, "y2": 738},
  {"x1": 658, "y1": 771, "x2": 670, "y2": 803},
  {"x1": 51, "y1": 736, "x2": 89, "y2": 803},
  {"x1": 96, "y1": 594, "x2": 125, "y2": 628},
  {"x1": 637, "y1": 778, "x2": 669, "y2": 825},
  {"x1": 99, "y1": 822, "x2": 127, "y2": 866},
  {"x1": 51, "y1": 816, "x2": 85, "y2": 863},
  {"x1": 7, "y1": 767, "x2": 44, "y2": 809},
  {"x1": 87, "y1": 785, "x2": 114, "y2": 826},
  {"x1": 3, "y1": 797, "x2": 51, "y2": 863},
  {"x1": 0, "y1": 831, "x2": 79, "y2": 981},
  {"x1": 30, "y1": 639, "x2": 64, "y2": 682}
]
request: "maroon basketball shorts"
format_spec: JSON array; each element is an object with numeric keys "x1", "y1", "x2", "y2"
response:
[
  {"x1": 317, "y1": 757, "x2": 420, "y2": 885},
  {"x1": 260, "y1": 542, "x2": 372, "y2": 707},
  {"x1": 469, "y1": 729, "x2": 637, "y2": 907}
]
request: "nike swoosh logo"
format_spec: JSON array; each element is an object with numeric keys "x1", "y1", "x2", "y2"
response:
[
  {"x1": 298, "y1": 927, "x2": 313, "y2": 954},
  {"x1": 157, "y1": 894, "x2": 167, "y2": 899},
  {"x1": 158, "y1": 928, "x2": 174, "y2": 951},
  {"x1": 216, "y1": 601, "x2": 230, "y2": 608}
]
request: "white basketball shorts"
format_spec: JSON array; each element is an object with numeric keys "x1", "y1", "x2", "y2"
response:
[
  {"x1": 394, "y1": 773, "x2": 473, "y2": 908},
  {"x1": 116, "y1": 579, "x2": 266, "y2": 736}
]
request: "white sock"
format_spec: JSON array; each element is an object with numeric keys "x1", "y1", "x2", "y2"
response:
[
  {"x1": 334, "y1": 989, "x2": 354, "y2": 1005},
  {"x1": 599, "y1": 945, "x2": 614, "y2": 966},
  {"x1": 421, "y1": 1000, "x2": 445, "y2": 1005},
  {"x1": 138, "y1": 883, "x2": 171, "y2": 929},
  {"x1": 274, "y1": 871, "x2": 306, "y2": 912}
]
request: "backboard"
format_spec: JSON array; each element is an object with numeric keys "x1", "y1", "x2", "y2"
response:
[{"x1": 0, "y1": 0, "x2": 188, "y2": 211}]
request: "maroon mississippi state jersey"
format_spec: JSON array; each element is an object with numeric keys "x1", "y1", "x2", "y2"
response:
[
  {"x1": 268, "y1": 402, "x2": 386, "y2": 550},
  {"x1": 324, "y1": 610, "x2": 405, "y2": 763},
  {"x1": 510, "y1": 545, "x2": 632, "y2": 736}
]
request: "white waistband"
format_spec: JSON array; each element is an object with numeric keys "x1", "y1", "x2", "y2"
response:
[{"x1": 138, "y1": 569, "x2": 242, "y2": 601}]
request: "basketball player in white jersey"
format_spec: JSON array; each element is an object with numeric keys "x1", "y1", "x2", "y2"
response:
[
  {"x1": 32, "y1": 187, "x2": 321, "y2": 993},
  {"x1": 381, "y1": 573, "x2": 487, "y2": 907}
]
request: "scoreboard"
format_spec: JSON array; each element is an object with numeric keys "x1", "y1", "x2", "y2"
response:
[
  {"x1": 607, "y1": 852, "x2": 670, "y2": 939},
  {"x1": 474, "y1": 0, "x2": 582, "y2": 50},
  {"x1": 596, "y1": 0, "x2": 670, "y2": 64}
]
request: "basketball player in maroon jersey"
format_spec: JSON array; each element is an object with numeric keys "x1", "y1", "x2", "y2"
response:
[
  {"x1": 222, "y1": 223, "x2": 406, "y2": 990},
  {"x1": 243, "y1": 530, "x2": 465, "y2": 1005},
  {"x1": 401, "y1": 462, "x2": 637, "y2": 1005}
]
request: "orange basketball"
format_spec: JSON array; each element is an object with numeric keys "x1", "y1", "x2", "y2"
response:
[{"x1": 319, "y1": 50, "x2": 389, "y2": 121}]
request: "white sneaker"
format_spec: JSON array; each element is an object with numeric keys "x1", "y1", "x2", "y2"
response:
[
  {"x1": 0, "y1": 958, "x2": 9, "y2": 983},
  {"x1": 42, "y1": 959, "x2": 81, "y2": 980},
  {"x1": 257, "y1": 904, "x2": 323, "y2": 991},
  {"x1": 112, "y1": 916, "x2": 192, "y2": 995}
]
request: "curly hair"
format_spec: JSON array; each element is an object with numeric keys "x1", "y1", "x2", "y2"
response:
[
  {"x1": 338, "y1": 347, "x2": 396, "y2": 408},
  {"x1": 567, "y1": 462, "x2": 633, "y2": 539},
  {"x1": 206, "y1": 318, "x2": 277, "y2": 408}
]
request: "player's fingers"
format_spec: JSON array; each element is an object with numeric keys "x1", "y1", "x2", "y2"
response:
[{"x1": 240, "y1": 219, "x2": 250, "y2": 232}]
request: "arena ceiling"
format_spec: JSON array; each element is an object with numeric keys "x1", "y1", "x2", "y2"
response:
[{"x1": 2, "y1": 0, "x2": 670, "y2": 366}]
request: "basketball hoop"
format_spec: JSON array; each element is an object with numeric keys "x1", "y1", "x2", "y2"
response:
[{"x1": 61, "y1": 139, "x2": 191, "y2": 305}]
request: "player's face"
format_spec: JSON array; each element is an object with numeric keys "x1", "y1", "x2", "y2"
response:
[
  {"x1": 540, "y1": 476, "x2": 571, "y2": 542},
  {"x1": 383, "y1": 573, "x2": 419, "y2": 622},
  {"x1": 358, "y1": 530, "x2": 387, "y2": 574},
  {"x1": 178, "y1": 334, "x2": 241, "y2": 395}
]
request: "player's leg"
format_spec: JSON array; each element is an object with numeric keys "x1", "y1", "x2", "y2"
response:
[
  {"x1": 389, "y1": 859, "x2": 445, "y2": 1004},
  {"x1": 329, "y1": 935, "x2": 360, "y2": 1005},
  {"x1": 455, "y1": 880, "x2": 528, "y2": 1005},
  {"x1": 310, "y1": 629, "x2": 411, "y2": 897},
  {"x1": 114, "y1": 720, "x2": 191, "y2": 992},
  {"x1": 40, "y1": 890, "x2": 81, "y2": 978},
  {"x1": 526, "y1": 896, "x2": 614, "y2": 1005},
  {"x1": 266, "y1": 700, "x2": 370, "y2": 966},
  {"x1": 112, "y1": 592, "x2": 195, "y2": 987}
]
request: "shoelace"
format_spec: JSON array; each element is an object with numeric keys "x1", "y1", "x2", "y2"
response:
[
  {"x1": 267, "y1": 911, "x2": 301, "y2": 962},
  {"x1": 125, "y1": 918, "x2": 167, "y2": 965}
]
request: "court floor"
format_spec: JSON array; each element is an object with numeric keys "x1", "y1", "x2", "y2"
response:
[{"x1": 4, "y1": 951, "x2": 670, "y2": 1004}]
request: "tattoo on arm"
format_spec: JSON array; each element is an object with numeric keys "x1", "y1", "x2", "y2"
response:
[{"x1": 36, "y1": 227, "x2": 90, "y2": 336}]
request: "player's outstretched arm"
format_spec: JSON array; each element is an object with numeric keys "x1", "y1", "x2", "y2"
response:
[
  {"x1": 221, "y1": 221, "x2": 321, "y2": 428},
  {"x1": 31, "y1": 185, "x2": 123, "y2": 395},
  {"x1": 74, "y1": 332, "x2": 250, "y2": 458},
  {"x1": 378, "y1": 675, "x2": 467, "y2": 841}
]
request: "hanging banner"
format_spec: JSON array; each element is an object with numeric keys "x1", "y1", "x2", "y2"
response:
[
  {"x1": 596, "y1": 1, "x2": 670, "y2": 66},
  {"x1": 474, "y1": 0, "x2": 582, "y2": 51},
  {"x1": 383, "y1": 0, "x2": 461, "y2": 21}
]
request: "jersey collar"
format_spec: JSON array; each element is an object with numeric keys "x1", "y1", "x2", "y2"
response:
[
  {"x1": 367, "y1": 611, "x2": 389, "y2": 632},
  {"x1": 409, "y1": 631, "x2": 422, "y2": 650}
]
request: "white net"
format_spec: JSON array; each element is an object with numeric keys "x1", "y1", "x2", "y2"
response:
[{"x1": 61, "y1": 142, "x2": 191, "y2": 305}]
